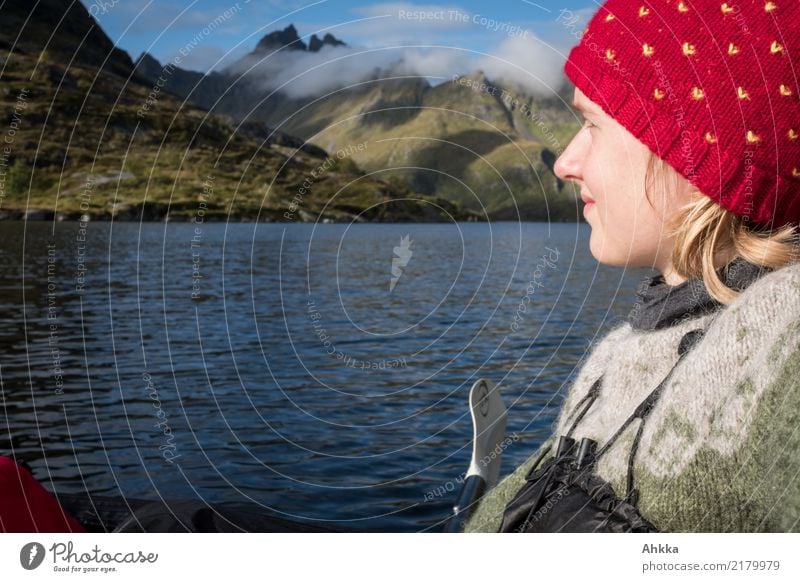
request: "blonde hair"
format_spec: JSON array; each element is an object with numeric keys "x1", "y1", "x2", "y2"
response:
[{"x1": 645, "y1": 153, "x2": 800, "y2": 305}]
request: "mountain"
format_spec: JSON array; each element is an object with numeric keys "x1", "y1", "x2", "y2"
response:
[
  {"x1": 238, "y1": 69, "x2": 580, "y2": 220},
  {"x1": 252, "y1": 24, "x2": 346, "y2": 54},
  {"x1": 132, "y1": 51, "x2": 233, "y2": 112},
  {"x1": 0, "y1": 2, "x2": 478, "y2": 222},
  {"x1": 0, "y1": 0, "x2": 136, "y2": 79},
  {"x1": 131, "y1": 24, "x2": 350, "y2": 120},
  {"x1": 308, "y1": 33, "x2": 346, "y2": 52},
  {"x1": 132, "y1": 25, "x2": 582, "y2": 221}
]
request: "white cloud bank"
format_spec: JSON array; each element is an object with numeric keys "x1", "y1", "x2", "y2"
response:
[{"x1": 226, "y1": 31, "x2": 566, "y2": 99}]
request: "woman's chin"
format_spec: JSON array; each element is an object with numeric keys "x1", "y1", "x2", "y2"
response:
[
  {"x1": 588, "y1": 236, "x2": 629, "y2": 268},
  {"x1": 587, "y1": 231, "x2": 604, "y2": 263}
]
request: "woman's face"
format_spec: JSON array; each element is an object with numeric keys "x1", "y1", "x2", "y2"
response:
[{"x1": 554, "y1": 87, "x2": 692, "y2": 281}]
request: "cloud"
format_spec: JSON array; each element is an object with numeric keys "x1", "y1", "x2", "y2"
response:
[
  {"x1": 477, "y1": 34, "x2": 566, "y2": 96},
  {"x1": 227, "y1": 29, "x2": 565, "y2": 100},
  {"x1": 227, "y1": 44, "x2": 470, "y2": 98}
]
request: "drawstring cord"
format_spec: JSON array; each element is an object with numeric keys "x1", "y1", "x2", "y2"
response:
[
  {"x1": 560, "y1": 328, "x2": 707, "y2": 508},
  {"x1": 518, "y1": 376, "x2": 602, "y2": 526},
  {"x1": 564, "y1": 377, "x2": 602, "y2": 439}
]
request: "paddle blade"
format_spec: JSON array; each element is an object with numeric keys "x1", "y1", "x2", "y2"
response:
[{"x1": 466, "y1": 378, "x2": 508, "y2": 488}]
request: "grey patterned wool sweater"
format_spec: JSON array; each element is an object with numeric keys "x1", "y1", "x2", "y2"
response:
[{"x1": 464, "y1": 259, "x2": 800, "y2": 532}]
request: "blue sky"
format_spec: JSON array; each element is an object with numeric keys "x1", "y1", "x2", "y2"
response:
[{"x1": 86, "y1": 0, "x2": 597, "y2": 75}]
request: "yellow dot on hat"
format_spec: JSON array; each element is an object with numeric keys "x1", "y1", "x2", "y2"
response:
[
  {"x1": 721, "y1": 3, "x2": 735, "y2": 15},
  {"x1": 765, "y1": 2, "x2": 777, "y2": 12},
  {"x1": 771, "y1": 41, "x2": 784, "y2": 53},
  {"x1": 682, "y1": 42, "x2": 696, "y2": 56},
  {"x1": 705, "y1": 132, "x2": 717, "y2": 144},
  {"x1": 779, "y1": 84, "x2": 793, "y2": 96},
  {"x1": 788, "y1": 129, "x2": 798, "y2": 140},
  {"x1": 737, "y1": 87, "x2": 750, "y2": 100},
  {"x1": 792, "y1": 168, "x2": 800, "y2": 177},
  {"x1": 692, "y1": 87, "x2": 705, "y2": 100},
  {"x1": 728, "y1": 43, "x2": 740, "y2": 55},
  {"x1": 653, "y1": 88, "x2": 665, "y2": 100},
  {"x1": 642, "y1": 43, "x2": 654, "y2": 57},
  {"x1": 746, "y1": 130, "x2": 761, "y2": 144},
  {"x1": 678, "y1": 2, "x2": 689, "y2": 13},
  {"x1": 605, "y1": 48, "x2": 616, "y2": 61},
  {"x1": 605, "y1": 13, "x2": 615, "y2": 22},
  {"x1": 639, "y1": 6, "x2": 650, "y2": 17}
]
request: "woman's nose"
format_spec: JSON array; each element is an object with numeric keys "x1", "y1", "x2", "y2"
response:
[{"x1": 554, "y1": 134, "x2": 584, "y2": 183}]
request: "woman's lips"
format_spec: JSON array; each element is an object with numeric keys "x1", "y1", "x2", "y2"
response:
[{"x1": 581, "y1": 193, "x2": 595, "y2": 215}]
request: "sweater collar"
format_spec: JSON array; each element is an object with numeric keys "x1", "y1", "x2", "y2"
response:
[{"x1": 628, "y1": 257, "x2": 772, "y2": 331}]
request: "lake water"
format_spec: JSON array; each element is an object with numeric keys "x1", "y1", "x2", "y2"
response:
[{"x1": 0, "y1": 220, "x2": 652, "y2": 531}]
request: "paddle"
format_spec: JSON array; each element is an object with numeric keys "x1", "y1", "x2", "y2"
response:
[{"x1": 444, "y1": 378, "x2": 508, "y2": 532}]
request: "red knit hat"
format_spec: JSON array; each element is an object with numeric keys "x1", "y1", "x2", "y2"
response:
[{"x1": 564, "y1": 0, "x2": 800, "y2": 230}]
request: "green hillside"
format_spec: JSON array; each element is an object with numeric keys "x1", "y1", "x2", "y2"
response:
[
  {"x1": 0, "y1": 3, "x2": 479, "y2": 223},
  {"x1": 269, "y1": 72, "x2": 581, "y2": 220},
  {"x1": 135, "y1": 38, "x2": 584, "y2": 221}
]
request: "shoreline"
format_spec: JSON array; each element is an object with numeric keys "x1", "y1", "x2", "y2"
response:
[
  {"x1": 0, "y1": 208, "x2": 582, "y2": 224},
  {"x1": 0, "y1": 210, "x2": 486, "y2": 224}
]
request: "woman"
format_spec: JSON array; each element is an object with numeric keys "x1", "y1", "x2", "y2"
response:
[{"x1": 464, "y1": 0, "x2": 800, "y2": 532}]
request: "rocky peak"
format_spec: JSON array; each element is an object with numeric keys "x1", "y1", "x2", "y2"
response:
[
  {"x1": 254, "y1": 25, "x2": 347, "y2": 54},
  {"x1": 308, "y1": 32, "x2": 346, "y2": 52},
  {"x1": 254, "y1": 24, "x2": 307, "y2": 53}
]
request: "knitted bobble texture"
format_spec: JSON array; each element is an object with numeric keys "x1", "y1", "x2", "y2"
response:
[{"x1": 564, "y1": 0, "x2": 800, "y2": 229}]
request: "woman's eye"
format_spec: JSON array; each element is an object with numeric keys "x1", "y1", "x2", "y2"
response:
[{"x1": 582, "y1": 118, "x2": 596, "y2": 129}]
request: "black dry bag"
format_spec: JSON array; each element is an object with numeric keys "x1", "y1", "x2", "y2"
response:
[{"x1": 498, "y1": 435, "x2": 657, "y2": 533}]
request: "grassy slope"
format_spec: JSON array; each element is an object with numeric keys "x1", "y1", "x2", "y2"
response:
[
  {"x1": 0, "y1": 47, "x2": 479, "y2": 222},
  {"x1": 264, "y1": 72, "x2": 582, "y2": 221}
]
